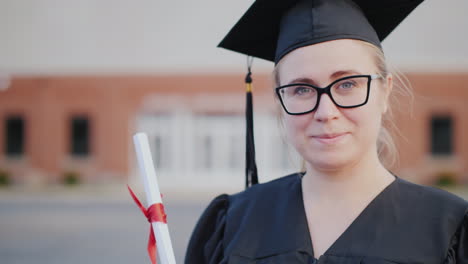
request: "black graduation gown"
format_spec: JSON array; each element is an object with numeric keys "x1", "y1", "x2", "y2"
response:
[{"x1": 185, "y1": 173, "x2": 468, "y2": 264}]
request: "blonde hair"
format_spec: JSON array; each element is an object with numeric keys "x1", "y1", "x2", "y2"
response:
[{"x1": 273, "y1": 41, "x2": 413, "y2": 170}]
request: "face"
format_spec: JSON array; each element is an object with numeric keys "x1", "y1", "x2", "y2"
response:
[{"x1": 277, "y1": 39, "x2": 392, "y2": 172}]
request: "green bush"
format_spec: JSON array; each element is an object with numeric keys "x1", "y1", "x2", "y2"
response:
[
  {"x1": 435, "y1": 171, "x2": 457, "y2": 187},
  {"x1": 62, "y1": 171, "x2": 80, "y2": 186},
  {"x1": 0, "y1": 169, "x2": 11, "y2": 186}
]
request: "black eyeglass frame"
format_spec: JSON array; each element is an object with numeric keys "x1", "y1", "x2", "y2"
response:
[{"x1": 275, "y1": 74, "x2": 382, "y2": 115}]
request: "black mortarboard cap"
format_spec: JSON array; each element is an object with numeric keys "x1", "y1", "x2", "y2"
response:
[{"x1": 219, "y1": 0, "x2": 424, "y2": 63}]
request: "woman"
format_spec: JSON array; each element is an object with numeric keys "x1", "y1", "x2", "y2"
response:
[{"x1": 186, "y1": 0, "x2": 468, "y2": 263}]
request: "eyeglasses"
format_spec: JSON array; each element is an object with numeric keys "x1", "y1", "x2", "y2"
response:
[{"x1": 275, "y1": 74, "x2": 382, "y2": 115}]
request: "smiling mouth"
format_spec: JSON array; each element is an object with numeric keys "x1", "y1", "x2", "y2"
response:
[{"x1": 311, "y1": 132, "x2": 348, "y2": 144}]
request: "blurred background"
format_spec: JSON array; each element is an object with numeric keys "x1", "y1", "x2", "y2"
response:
[{"x1": 0, "y1": 0, "x2": 467, "y2": 263}]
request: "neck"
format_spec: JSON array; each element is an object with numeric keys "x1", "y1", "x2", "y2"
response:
[{"x1": 302, "y1": 151, "x2": 394, "y2": 201}]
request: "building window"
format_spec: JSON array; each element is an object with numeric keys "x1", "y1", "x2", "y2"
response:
[
  {"x1": 153, "y1": 135, "x2": 171, "y2": 170},
  {"x1": 71, "y1": 116, "x2": 90, "y2": 156},
  {"x1": 194, "y1": 114, "x2": 243, "y2": 171},
  {"x1": 5, "y1": 116, "x2": 24, "y2": 157},
  {"x1": 137, "y1": 114, "x2": 173, "y2": 170},
  {"x1": 154, "y1": 136, "x2": 162, "y2": 168},
  {"x1": 431, "y1": 116, "x2": 453, "y2": 155},
  {"x1": 202, "y1": 135, "x2": 213, "y2": 169},
  {"x1": 229, "y1": 134, "x2": 243, "y2": 169}
]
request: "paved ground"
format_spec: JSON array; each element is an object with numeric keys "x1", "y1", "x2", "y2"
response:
[{"x1": 0, "y1": 187, "x2": 212, "y2": 264}]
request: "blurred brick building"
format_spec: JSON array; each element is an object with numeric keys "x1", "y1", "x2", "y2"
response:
[{"x1": 0, "y1": 73, "x2": 467, "y2": 190}]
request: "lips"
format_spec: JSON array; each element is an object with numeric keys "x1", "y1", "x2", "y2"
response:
[{"x1": 311, "y1": 132, "x2": 349, "y2": 144}]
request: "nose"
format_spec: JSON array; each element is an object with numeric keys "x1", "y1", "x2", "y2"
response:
[{"x1": 313, "y1": 93, "x2": 340, "y2": 122}]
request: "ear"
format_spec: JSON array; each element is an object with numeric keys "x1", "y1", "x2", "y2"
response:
[{"x1": 382, "y1": 73, "x2": 393, "y2": 114}]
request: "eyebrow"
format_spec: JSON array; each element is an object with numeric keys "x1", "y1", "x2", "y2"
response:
[{"x1": 287, "y1": 70, "x2": 363, "y2": 86}]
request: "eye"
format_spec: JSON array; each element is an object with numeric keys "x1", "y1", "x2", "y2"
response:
[
  {"x1": 294, "y1": 86, "x2": 313, "y2": 95},
  {"x1": 337, "y1": 81, "x2": 356, "y2": 90}
]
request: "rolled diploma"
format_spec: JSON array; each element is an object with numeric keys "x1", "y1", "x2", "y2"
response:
[{"x1": 133, "y1": 132, "x2": 176, "y2": 264}]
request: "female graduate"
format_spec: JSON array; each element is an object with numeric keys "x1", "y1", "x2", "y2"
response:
[{"x1": 186, "y1": 0, "x2": 468, "y2": 263}]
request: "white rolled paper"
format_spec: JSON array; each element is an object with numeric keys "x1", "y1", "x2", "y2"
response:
[{"x1": 133, "y1": 132, "x2": 176, "y2": 264}]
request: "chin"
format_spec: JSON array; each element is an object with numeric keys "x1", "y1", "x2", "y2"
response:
[
  {"x1": 304, "y1": 150, "x2": 357, "y2": 172},
  {"x1": 310, "y1": 159, "x2": 352, "y2": 172}
]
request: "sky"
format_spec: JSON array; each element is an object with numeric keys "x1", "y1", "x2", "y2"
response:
[{"x1": 0, "y1": 0, "x2": 467, "y2": 75}]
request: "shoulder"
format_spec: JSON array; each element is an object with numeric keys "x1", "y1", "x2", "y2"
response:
[
  {"x1": 192, "y1": 172, "x2": 302, "y2": 228},
  {"x1": 227, "y1": 173, "x2": 302, "y2": 211},
  {"x1": 396, "y1": 176, "x2": 468, "y2": 216},
  {"x1": 231, "y1": 172, "x2": 301, "y2": 198},
  {"x1": 395, "y1": 178, "x2": 468, "y2": 262},
  {"x1": 185, "y1": 193, "x2": 230, "y2": 263},
  {"x1": 394, "y1": 176, "x2": 468, "y2": 242},
  {"x1": 185, "y1": 173, "x2": 303, "y2": 262}
]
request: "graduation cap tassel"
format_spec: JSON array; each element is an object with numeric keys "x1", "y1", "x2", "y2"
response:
[{"x1": 245, "y1": 56, "x2": 258, "y2": 189}]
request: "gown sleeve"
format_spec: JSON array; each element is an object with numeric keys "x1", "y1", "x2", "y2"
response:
[
  {"x1": 185, "y1": 194, "x2": 229, "y2": 264},
  {"x1": 444, "y1": 209, "x2": 468, "y2": 263}
]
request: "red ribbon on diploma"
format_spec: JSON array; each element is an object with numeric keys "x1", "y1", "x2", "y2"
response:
[{"x1": 127, "y1": 185, "x2": 167, "y2": 264}]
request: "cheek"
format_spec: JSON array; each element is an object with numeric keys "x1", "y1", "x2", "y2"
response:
[
  {"x1": 283, "y1": 114, "x2": 311, "y2": 141},
  {"x1": 350, "y1": 85, "x2": 387, "y2": 124},
  {"x1": 372, "y1": 85, "x2": 389, "y2": 114},
  {"x1": 345, "y1": 102, "x2": 383, "y2": 140}
]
